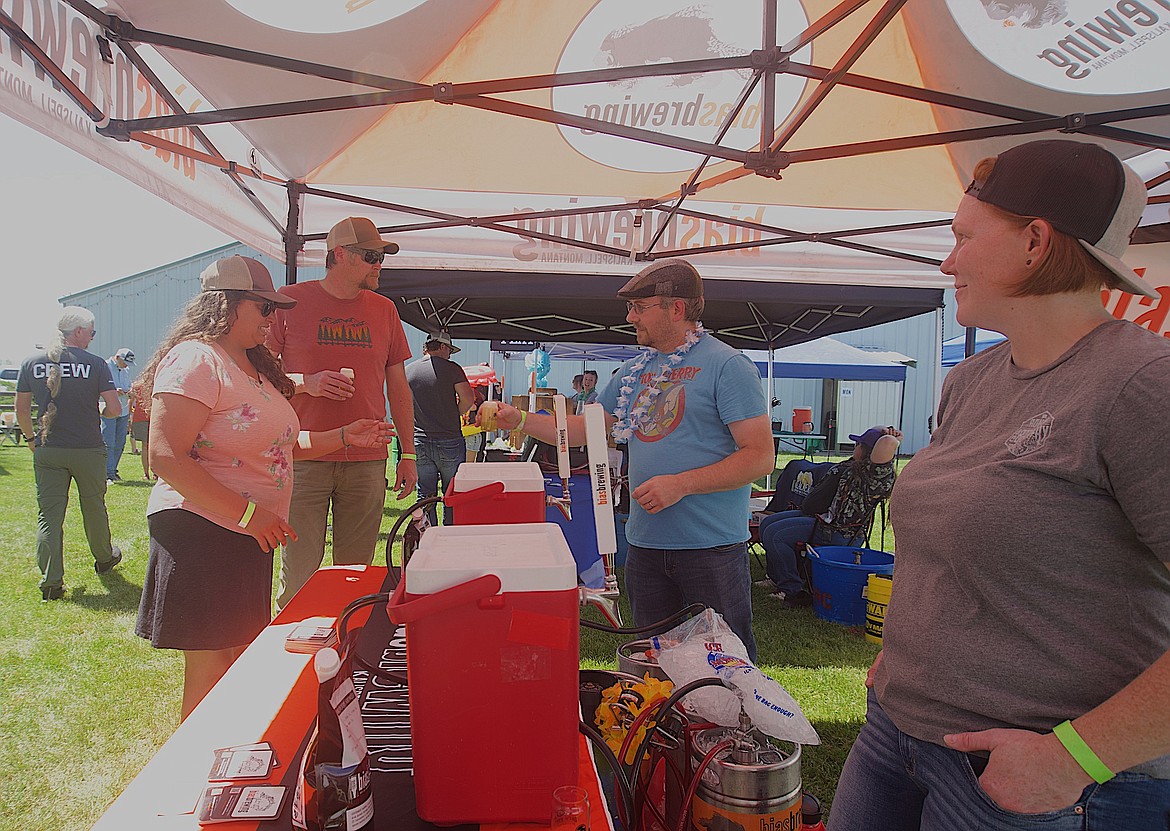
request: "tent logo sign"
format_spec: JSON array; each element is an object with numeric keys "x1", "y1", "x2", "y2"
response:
[
  {"x1": 947, "y1": 0, "x2": 1170, "y2": 94},
  {"x1": 223, "y1": 0, "x2": 428, "y2": 34},
  {"x1": 554, "y1": 0, "x2": 811, "y2": 173}
]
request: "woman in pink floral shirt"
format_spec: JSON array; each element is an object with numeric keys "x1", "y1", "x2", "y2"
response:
[{"x1": 133, "y1": 256, "x2": 395, "y2": 721}]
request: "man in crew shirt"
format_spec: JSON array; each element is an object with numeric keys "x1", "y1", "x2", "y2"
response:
[
  {"x1": 268, "y1": 217, "x2": 417, "y2": 608},
  {"x1": 17, "y1": 307, "x2": 123, "y2": 600}
]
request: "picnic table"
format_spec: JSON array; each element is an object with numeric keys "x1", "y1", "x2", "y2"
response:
[{"x1": 773, "y1": 429, "x2": 828, "y2": 459}]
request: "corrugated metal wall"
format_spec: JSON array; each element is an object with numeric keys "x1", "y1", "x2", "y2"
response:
[
  {"x1": 834, "y1": 302, "x2": 952, "y2": 454},
  {"x1": 60, "y1": 242, "x2": 304, "y2": 371},
  {"x1": 63, "y1": 247, "x2": 956, "y2": 455}
]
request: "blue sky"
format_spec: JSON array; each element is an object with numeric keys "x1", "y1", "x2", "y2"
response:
[{"x1": 0, "y1": 115, "x2": 231, "y2": 364}]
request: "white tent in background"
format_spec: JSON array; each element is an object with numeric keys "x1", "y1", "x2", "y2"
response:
[
  {"x1": 941, "y1": 330, "x2": 1009, "y2": 367},
  {"x1": 0, "y1": 0, "x2": 1164, "y2": 355}
]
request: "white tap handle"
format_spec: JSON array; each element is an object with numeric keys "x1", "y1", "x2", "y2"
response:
[
  {"x1": 584, "y1": 403, "x2": 617, "y2": 557},
  {"x1": 553, "y1": 394, "x2": 571, "y2": 481}
]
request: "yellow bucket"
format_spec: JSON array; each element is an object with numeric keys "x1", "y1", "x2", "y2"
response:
[{"x1": 865, "y1": 574, "x2": 893, "y2": 645}]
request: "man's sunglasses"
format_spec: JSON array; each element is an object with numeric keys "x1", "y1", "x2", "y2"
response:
[
  {"x1": 243, "y1": 294, "x2": 278, "y2": 316},
  {"x1": 347, "y1": 246, "x2": 386, "y2": 265}
]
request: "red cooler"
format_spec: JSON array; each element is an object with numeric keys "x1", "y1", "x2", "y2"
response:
[
  {"x1": 444, "y1": 461, "x2": 547, "y2": 525},
  {"x1": 391, "y1": 523, "x2": 580, "y2": 825}
]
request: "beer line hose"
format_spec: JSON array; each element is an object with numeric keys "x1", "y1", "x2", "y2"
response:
[
  {"x1": 625, "y1": 677, "x2": 733, "y2": 831},
  {"x1": 578, "y1": 720, "x2": 636, "y2": 825},
  {"x1": 580, "y1": 603, "x2": 704, "y2": 636}
]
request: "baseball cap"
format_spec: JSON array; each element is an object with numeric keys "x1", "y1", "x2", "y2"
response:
[
  {"x1": 966, "y1": 139, "x2": 1155, "y2": 298},
  {"x1": 115, "y1": 347, "x2": 135, "y2": 364},
  {"x1": 617, "y1": 258, "x2": 703, "y2": 299},
  {"x1": 199, "y1": 256, "x2": 297, "y2": 308},
  {"x1": 426, "y1": 331, "x2": 460, "y2": 354},
  {"x1": 848, "y1": 427, "x2": 887, "y2": 448},
  {"x1": 326, "y1": 217, "x2": 400, "y2": 254}
]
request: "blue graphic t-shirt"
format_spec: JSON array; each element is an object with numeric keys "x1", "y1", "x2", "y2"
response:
[{"x1": 598, "y1": 335, "x2": 766, "y2": 549}]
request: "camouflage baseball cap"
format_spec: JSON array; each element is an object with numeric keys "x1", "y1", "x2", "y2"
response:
[{"x1": 617, "y1": 259, "x2": 703, "y2": 299}]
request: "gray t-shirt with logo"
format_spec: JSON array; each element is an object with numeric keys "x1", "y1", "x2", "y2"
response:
[{"x1": 876, "y1": 319, "x2": 1170, "y2": 776}]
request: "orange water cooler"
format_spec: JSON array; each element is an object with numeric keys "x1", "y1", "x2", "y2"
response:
[
  {"x1": 792, "y1": 406, "x2": 814, "y2": 433},
  {"x1": 389, "y1": 523, "x2": 580, "y2": 825}
]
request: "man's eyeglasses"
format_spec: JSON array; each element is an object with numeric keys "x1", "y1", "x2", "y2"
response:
[
  {"x1": 625, "y1": 299, "x2": 667, "y2": 315},
  {"x1": 243, "y1": 294, "x2": 278, "y2": 316},
  {"x1": 347, "y1": 246, "x2": 386, "y2": 265}
]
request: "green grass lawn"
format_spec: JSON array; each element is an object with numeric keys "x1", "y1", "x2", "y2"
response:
[{"x1": 0, "y1": 447, "x2": 891, "y2": 830}]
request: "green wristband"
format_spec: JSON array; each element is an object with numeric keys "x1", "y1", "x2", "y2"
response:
[
  {"x1": 1053, "y1": 720, "x2": 1114, "y2": 784},
  {"x1": 518, "y1": 410, "x2": 528, "y2": 431},
  {"x1": 400, "y1": 453, "x2": 417, "y2": 461}
]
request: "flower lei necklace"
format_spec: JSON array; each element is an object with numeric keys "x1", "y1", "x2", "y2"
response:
[{"x1": 611, "y1": 323, "x2": 705, "y2": 441}]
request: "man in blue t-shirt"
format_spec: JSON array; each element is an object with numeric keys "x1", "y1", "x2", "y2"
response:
[
  {"x1": 480, "y1": 260, "x2": 773, "y2": 659},
  {"x1": 102, "y1": 347, "x2": 134, "y2": 482}
]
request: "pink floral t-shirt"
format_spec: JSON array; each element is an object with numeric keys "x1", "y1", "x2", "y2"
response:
[{"x1": 147, "y1": 340, "x2": 300, "y2": 530}]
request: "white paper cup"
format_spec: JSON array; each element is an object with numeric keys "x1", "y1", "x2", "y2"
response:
[{"x1": 339, "y1": 367, "x2": 355, "y2": 381}]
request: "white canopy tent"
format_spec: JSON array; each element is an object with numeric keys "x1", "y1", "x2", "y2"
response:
[{"x1": 0, "y1": 0, "x2": 1167, "y2": 348}]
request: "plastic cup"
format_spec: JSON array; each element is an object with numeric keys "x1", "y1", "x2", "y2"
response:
[
  {"x1": 551, "y1": 785, "x2": 589, "y2": 831},
  {"x1": 479, "y1": 400, "x2": 500, "y2": 432},
  {"x1": 339, "y1": 367, "x2": 355, "y2": 381}
]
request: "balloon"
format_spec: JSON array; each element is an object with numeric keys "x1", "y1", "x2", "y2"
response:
[{"x1": 524, "y1": 348, "x2": 551, "y2": 388}]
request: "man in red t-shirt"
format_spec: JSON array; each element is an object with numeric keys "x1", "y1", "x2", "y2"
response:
[{"x1": 267, "y1": 217, "x2": 417, "y2": 609}]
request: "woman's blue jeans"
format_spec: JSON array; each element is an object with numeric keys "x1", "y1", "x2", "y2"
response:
[
  {"x1": 758, "y1": 510, "x2": 848, "y2": 594},
  {"x1": 829, "y1": 689, "x2": 1170, "y2": 830}
]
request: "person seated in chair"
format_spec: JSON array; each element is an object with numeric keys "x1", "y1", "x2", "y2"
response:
[{"x1": 757, "y1": 426, "x2": 901, "y2": 607}]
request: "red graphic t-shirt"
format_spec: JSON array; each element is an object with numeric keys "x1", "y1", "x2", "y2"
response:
[{"x1": 267, "y1": 280, "x2": 411, "y2": 462}]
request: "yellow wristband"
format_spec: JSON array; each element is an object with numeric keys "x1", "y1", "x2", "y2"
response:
[
  {"x1": 238, "y1": 501, "x2": 257, "y2": 529},
  {"x1": 518, "y1": 410, "x2": 528, "y2": 431},
  {"x1": 401, "y1": 453, "x2": 417, "y2": 461},
  {"x1": 1053, "y1": 720, "x2": 1114, "y2": 784}
]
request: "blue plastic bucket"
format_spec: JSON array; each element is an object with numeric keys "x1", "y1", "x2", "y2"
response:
[{"x1": 807, "y1": 546, "x2": 894, "y2": 626}]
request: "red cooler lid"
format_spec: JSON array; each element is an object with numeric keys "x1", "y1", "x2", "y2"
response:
[
  {"x1": 407, "y1": 523, "x2": 577, "y2": 594},
  {"x1": 451, "y1": 461, "x2": 546, "y2": 493}
]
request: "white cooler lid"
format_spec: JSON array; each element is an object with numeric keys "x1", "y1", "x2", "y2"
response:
[
  {"x1": 451, "y1": 461, "x2": 546, "y2": 493},
  {"x1": 407, "y1": 523, "x2": 577, "y2": 594}
]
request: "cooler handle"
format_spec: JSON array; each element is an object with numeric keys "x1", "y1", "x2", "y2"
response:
[
  {"x1": 385, "y1": 574, "x2": 503, "y2": 624},
  {"x1": 442, "y1": 480, "x2": 506, "y2": 508}
]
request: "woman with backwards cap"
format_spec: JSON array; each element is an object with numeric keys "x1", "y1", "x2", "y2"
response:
[
  {"x1": 133, "y1": 256, "x2": 395, "y2": 721},
  {"x1": 829, "y1": 141, "x2": 1170, "y2": 828}
]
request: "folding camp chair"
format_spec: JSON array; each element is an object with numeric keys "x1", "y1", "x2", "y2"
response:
[
  {"x1": 748, "y1": 459, "x2": 835, "y2": 569},
  {"x1": 0, "y1": 412, "x2": 23, "y2": 446}
]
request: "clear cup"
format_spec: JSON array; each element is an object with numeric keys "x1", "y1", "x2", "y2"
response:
[
  {"x1": 551, "y1": 785, "x2": 589, "y2": 831},
  {"x1": 478, "y1": 400, "x2": 500, "y2": 432}
]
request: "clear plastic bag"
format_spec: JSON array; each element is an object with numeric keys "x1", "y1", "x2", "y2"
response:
[{"x1": 653, "y1": 609, "x2": 820, "y2": 745}]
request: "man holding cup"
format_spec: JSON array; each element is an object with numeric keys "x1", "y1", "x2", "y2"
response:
[
  {"x1": 267, "y1": 217, "x2": 417, "y2": 609},
  {"x1": 478, "y1": 259, "x2": 774, "y2": 659}
]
